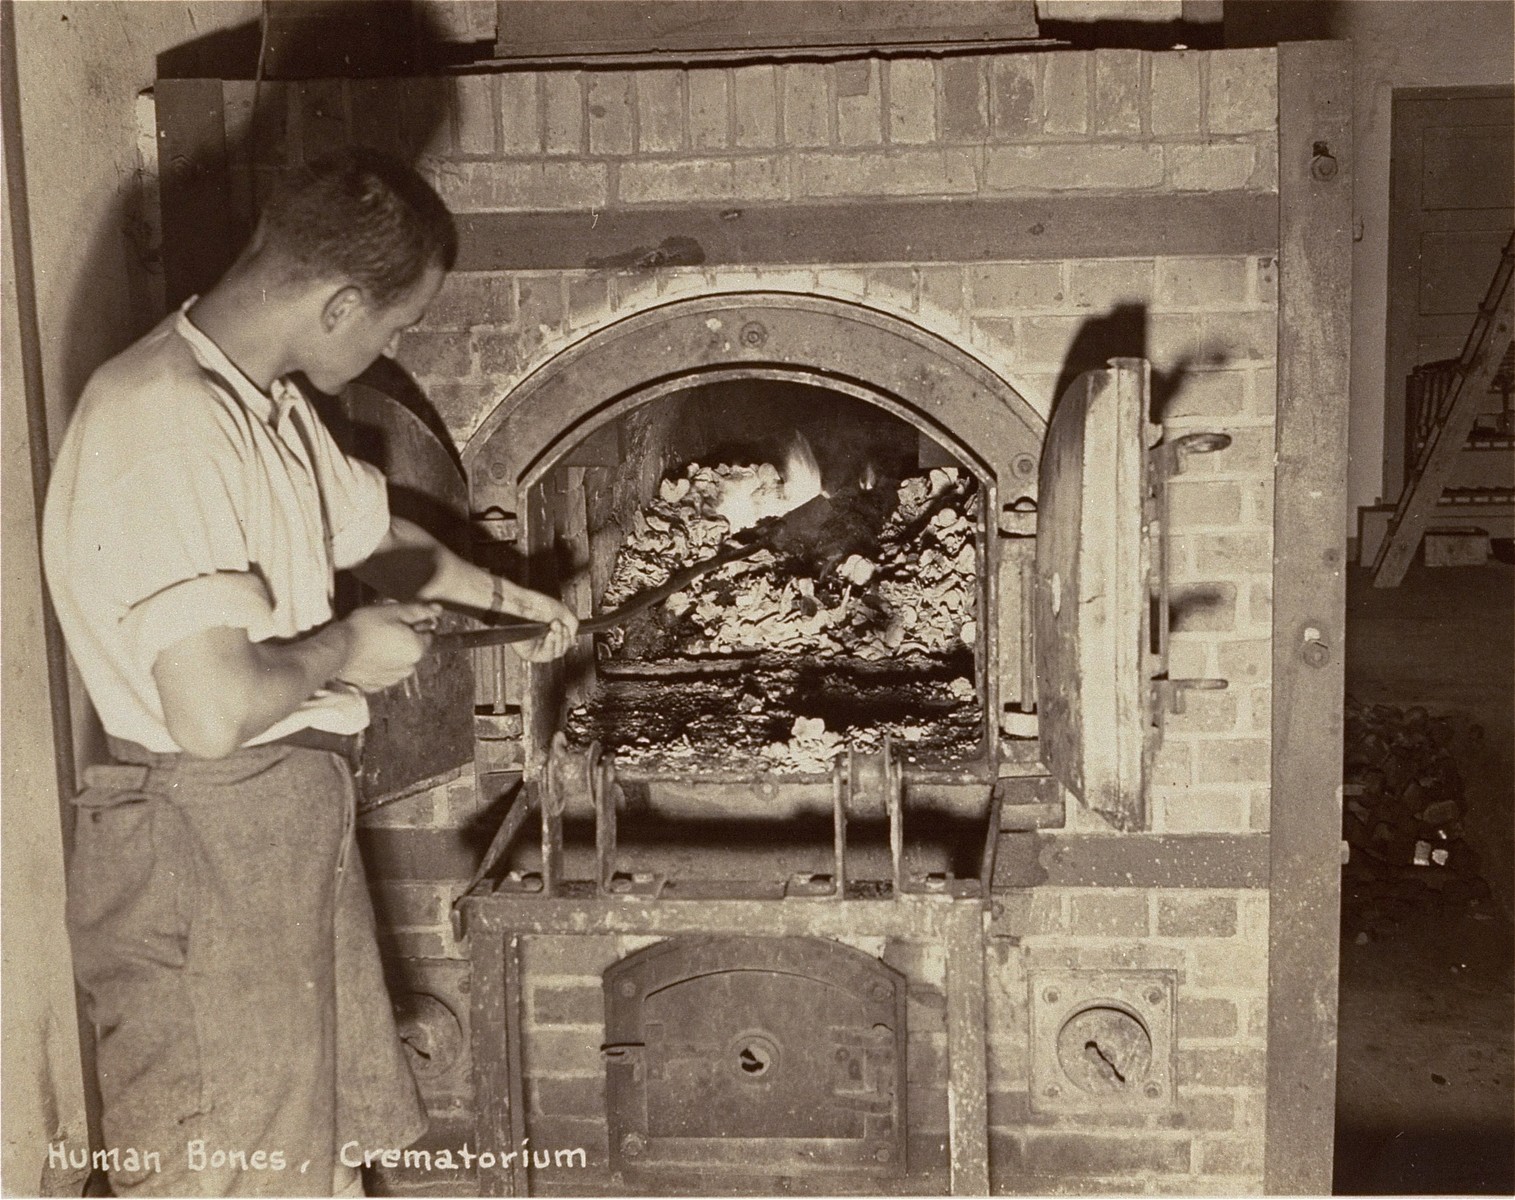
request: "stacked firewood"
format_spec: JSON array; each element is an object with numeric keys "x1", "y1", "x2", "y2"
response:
[
  {"x1": 600, "y1": 465, "x2": 980, "y2": 660},
  {"x1": 1341, "y1": 697, "x2": 1491, "y2": 940}
]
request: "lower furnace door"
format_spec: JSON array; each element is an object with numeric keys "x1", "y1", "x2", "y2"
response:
[{"x1": 604, "y1": 937, "x2": 907, "y2": 1180}]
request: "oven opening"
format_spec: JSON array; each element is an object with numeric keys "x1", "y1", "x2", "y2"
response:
[
  {"x1": 564, "y1": 377, "x2": 985, "y2": 773},
  {"x1": 528, "y1": 375, "x2": 999, "y2": 883}
]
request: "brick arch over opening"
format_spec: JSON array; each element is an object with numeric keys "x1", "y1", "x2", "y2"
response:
[{"x1": 462, "y1": 292, "x2": 1045, "y2": 512}]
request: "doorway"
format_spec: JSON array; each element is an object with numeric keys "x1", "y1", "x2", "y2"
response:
[{"x1": 1383, "y1": 86, "x2": 1514, "y2": 499}]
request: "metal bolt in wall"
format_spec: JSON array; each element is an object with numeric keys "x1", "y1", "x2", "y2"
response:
[
  {"x1": 1301, "y1": 625, "x2": 1331, "y2": 667},
  {"x1": 1310, "y1": 141, "x2": 1339, "y2": 181}
]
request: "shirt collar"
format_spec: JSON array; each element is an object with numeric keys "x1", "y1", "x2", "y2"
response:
[{"x1": 175, "y1": 298, "x2": 303, "y2": 425}]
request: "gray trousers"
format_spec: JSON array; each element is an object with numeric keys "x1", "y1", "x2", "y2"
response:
[{"x1": 67, "y1": 742, "x2": 426, "y2": 1196}]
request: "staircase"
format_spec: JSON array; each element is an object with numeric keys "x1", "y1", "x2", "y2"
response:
[{"x1": 1372, "y1": 235, "x2": 1515, "y2": 587}]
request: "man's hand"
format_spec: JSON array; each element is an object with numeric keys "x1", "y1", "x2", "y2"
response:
[
  {"x1": 358, "y1": 518, "x2": 578, "y2": 662},
  {"x1": 336, "y1": 602, "x2": 440, "y2": 690},
  {"x1": 504, "y1": 588, "x2": 579, "y2": 663}
]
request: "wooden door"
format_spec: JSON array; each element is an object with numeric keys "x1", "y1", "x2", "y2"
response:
[
  {"x1": 1384, "y1": 88, "x2": 1514, "y2": 496},
  {"x1": 1033, "y1": 359, "x2": 1157, "y2": 831}
]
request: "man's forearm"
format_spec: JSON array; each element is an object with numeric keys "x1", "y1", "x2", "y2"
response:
[
  {"x1": 246, "y1": 622, "x2": 355, "y2": 720},
  {"x1": 154, "y1": 622, "x2": 354, "y2": 758},
  {"x1": 364, "y1": 517, "x2": 550, "y2": 618}
]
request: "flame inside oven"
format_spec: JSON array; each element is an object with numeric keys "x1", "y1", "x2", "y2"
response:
[{"x1": 707, "y1": 432, "x2": 825, "y2": 532}]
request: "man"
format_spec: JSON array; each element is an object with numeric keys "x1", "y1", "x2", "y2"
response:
[{"x1": 42, "y1": 148, "x2": 577, "y2": 1196}]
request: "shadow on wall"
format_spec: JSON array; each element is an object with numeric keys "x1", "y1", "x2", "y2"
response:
[
  {"x1": 152, "y1": 0, "x2": 463, "y2": 302},
  {"x1": 59, "y1": 0, "x2": 461, "y2": 387},
  {"x1": 1036, "y1": 15, "x2": 1224, "y2": 50},
  {"x1": 155, "y1": 0, "x2": 491, "y2": 81},
  {"x1": 64, "y1": 0, "x2": 479, "y2": 440},
  {"x1": 1049, "y1": 304, "x2": 1234, "y2": 634},
  {"x1": 1051, "y1": 302, "x2": 1226, "y2": 425},
  {"x1": 1221, "y1": 0, "x2": 1342, "y2": 46}
]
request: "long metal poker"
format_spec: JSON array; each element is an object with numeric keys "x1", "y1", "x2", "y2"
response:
[{"x1": 430, "y1": 492, "x2": 838, "y2": 653}]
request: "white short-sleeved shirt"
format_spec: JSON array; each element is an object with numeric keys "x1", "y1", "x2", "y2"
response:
[{"x1": 42, "y1": 302, "x2": 391, "y2": 753}]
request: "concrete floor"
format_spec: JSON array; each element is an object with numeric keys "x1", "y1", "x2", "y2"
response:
[{"x1": 1335, "y1": 558, "x2": 1515, "y2": 1194}]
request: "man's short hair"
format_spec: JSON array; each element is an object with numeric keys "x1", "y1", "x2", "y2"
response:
[{"x1": 260, "y1": 148, "x2": 458, "y2": 309}]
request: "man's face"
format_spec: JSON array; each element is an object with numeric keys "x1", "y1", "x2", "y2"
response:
[{"x1": 304, "y1": 262, "x2": 446, "y2": 394}]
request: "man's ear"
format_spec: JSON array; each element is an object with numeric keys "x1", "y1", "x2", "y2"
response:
[{"x1": 321, "y1": 285, "x2": 365, "y2": 332}]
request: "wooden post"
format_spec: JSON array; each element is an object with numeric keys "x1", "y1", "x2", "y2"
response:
[
  {"x1": 1268, "y1": 40, "x2": 1352, "y2": 1196},
  {"x1": 470, "y1": 931, "x2": 513, "y2": 1196},
  {"x1": 503, "y1": 935, "x2": 530, "y2": 1197},
  {"x1": 155, "y1": 79, "x2": 234, "y2": 309},
  {"x1": 944, "y1": 903, "x2": 990, "y2": 1195}
]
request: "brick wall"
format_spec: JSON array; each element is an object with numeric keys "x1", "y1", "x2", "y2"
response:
[
  {"x1": 386, "y1": 53, "x2": 1278, "y2": 852},
  {"x1": 498, "y1": 933, "x2": 955, "y2": 1190},
  {"x1": 366, "y1": 887, "x2": 1269, "y2": 1194},
  {"x1": 227, "y1": 49, "x2": 1274, "y2": 212},
  {"x1": 397, "y1": 250, "x2": 1277, "y2": 846},
  {"x1": 399, "y1": 50, "x2": 1275, "y2": 212},
  {"x1": 989, "y1": 889, "x2": 1270, "y2": 1194},
  {"x1": 315, "y1": 43, "x2": 1283, "y2": 1196}
]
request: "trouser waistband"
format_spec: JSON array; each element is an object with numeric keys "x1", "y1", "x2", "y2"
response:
[{"x1": 104, "y1": 727, "x2": 364, "y2": 772}]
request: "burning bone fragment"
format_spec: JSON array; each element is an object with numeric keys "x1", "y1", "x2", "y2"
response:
[
  {"x1": 838, "y1": 555, "x2": 875, "y2": 586},
  {"x1": 703, "y1": 434, "x2": 823, "y2": 532},
  {"x1": 601, "y1": 456, "x2": 980, "y2": 661}
]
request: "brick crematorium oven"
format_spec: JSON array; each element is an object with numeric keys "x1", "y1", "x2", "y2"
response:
[{"x1": 154, "y1": 7, "x2": 1351, "y2": 1194}]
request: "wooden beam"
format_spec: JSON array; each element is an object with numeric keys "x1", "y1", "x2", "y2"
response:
[
  {"x1": 2, "y1": 0, "x2": 97, "y2": 1173},
  {"x1": 502, "y1": 934, "x2": 528, "y2": 1197},
  {"x1": 1267, "y1": 40, "x2": 1352, "y2": 1197},
  {"x1": 155, "y1": 79, "x2": 234, "y2": 309},
  {"x1": 454, "y1": 192, "x2": 1278, "y2": 272},
  {"x1": 469, "y1": 930, "x2": 512, "y2": 1197},
  {"x1": 494, "y1": 1, "x2": 1039, "y2": 60},
  {"x1": 943, "y1": 903, "x2": 990, "y2": 1196}
]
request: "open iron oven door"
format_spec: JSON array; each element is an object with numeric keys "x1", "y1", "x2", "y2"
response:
[
  {"x1": 1034, "y1": 359, "x2": 1158, "y2": 831},
  {"x1": 329, "y1": 370, "x2": 476, "y2": 810}
]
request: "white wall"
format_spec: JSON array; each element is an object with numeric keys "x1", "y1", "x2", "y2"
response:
[
  {"x1": 1339, "y1": 0, "x2": 1513, "y2": 528},
  {"x1": 14, "y1": 0, "x2": 259, "y2": 435},
  {"x1": 1, "y1": 181, "x2": 88, "y2": 1197},
  {"x1": 2, "y1": 3, "x2": 256, "y2": 1190}
]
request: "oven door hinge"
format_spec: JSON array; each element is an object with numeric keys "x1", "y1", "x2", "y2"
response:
[
  {"x1": 472, "y1": 507, "x2": 520, "y2": 544},
  {"x1": 828, "y1": 1025, "x2": 899, "y2": 1114},
  {"x1": 1146, "y1": 430, "x2": 1233, "y2": 736}
]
